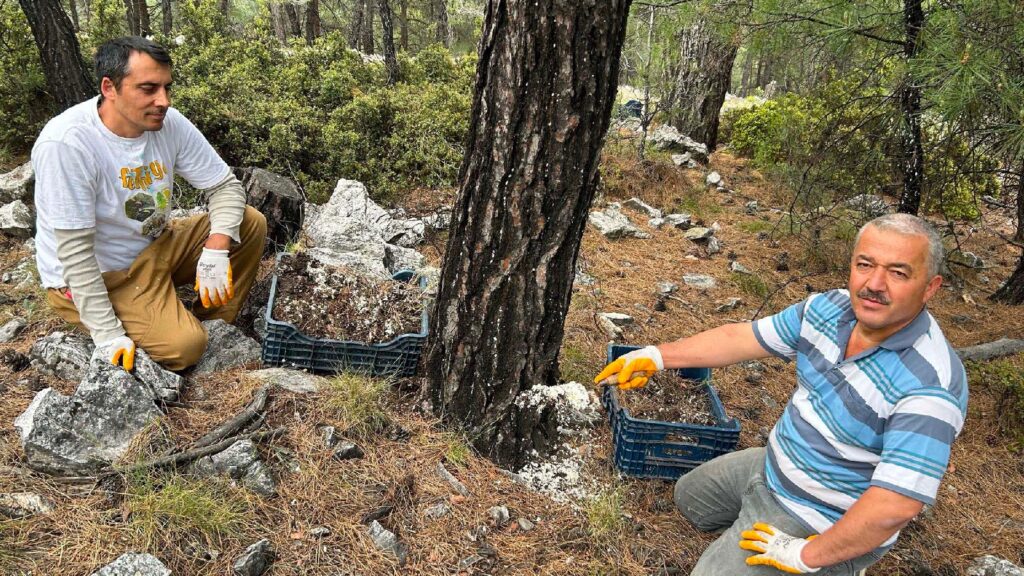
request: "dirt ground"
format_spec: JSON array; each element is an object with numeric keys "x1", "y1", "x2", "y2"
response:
[{"x1": 0, "y1": 144, "x2": 1022, "y2": 575}]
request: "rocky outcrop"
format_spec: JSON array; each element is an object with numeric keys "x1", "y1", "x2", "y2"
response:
[{"x1": 192, "y1": 320, "x2": 261, "y2": 374}]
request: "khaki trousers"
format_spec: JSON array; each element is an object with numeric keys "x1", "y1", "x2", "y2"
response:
[{"x1": 47, "y1": 206, "x2": 268, "y2": 371}]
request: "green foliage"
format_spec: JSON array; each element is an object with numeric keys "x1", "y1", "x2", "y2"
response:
[
  {"x1": 585, "y1": 488, "x2": 625, "y2": 542},
  {"x1": 442, "y1": 433, "x2": 472, "y2": 468},
  {"x1": 325, "y1": 372, "x2": 391, "y2": 438},
  {"x1": 0, "y1": 0, "x2": 50, "y2": 159},
  {"x1": 732, "y1": 272, "x2": 768, "y2": 298},
  {"x1": 126, "y1": 473, "x2": 247, "y2": 547},
  {"x1": 968, "y1": 359, "x2": 1024, "y2": 450},
  {"x1": 80, "y1": 0, "x2": 128, "y2": 53}
]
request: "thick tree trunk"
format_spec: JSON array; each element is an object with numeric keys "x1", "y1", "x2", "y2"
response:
[
  {"x1": 399, "y1": 0, "x2": 407, "y2": 50},
  {"x1": 991, "y1": 170, "x2": 1024, "y2": 304},
  {"x1": 896, "y1": 0, "x2": 925, "y2": 215},
  {"x1": 377, "y1": 0, "x2": 398, "y2": 83},
  {"x1": 434, "y1": 0, "x2": 449, "y2": 47},
  {"x1": 18, "y1": 0, "x2": 95, "y2": 111},
  {"x1": 305, "y1": 0, "x2": 321, "y2": 44},
  {"x1": 670, "y1": 15, "x2": 737, "y2": 151},
  {"x1": 161, "y1": 0, "x2": 170, "y2": 34},
  {"x1": 425, "y1": 0, "x2": 632, "y2": 470},
  {"x1": 285, "y1": 2, "x2": 302, "y2": 37}
]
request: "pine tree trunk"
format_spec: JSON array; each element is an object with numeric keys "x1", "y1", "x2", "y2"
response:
[
  {"x1": 992, "y1": 170, "x2": 1024, "y2": 304},
  {"x1": 137, "y1": 0, "x2": 150, "y2": 34},
  {"x1": 161, "y1": 0, "x2": 170, "y2": 34},
  {"x1": 425, "y1": 0, "x2": 632, "y2": 470},
  {"x1": 18, "y1": 0, "x2": 96, "y2": 111},
  {"x1": 1016, "y1": 169, "x2": 1024, "y2": 244},
  {"x1": 434, "y1": 0, "x2": 449, "y2": 47},
  {"x1": 68, "y1": 0, "x2": 79, "y2": 30},
  {"x1": 739, "y1": 48, "x2": 752, "y2": 97},
  {"x1": 305, "y1": 0, "x2": 320, "y2": 44},
  {"x1": 361, "y1": 0, "x2": 374, "y2": 53},
  {"x1": 124, "y1": 0, "x2": 139, "y2": 34},
  {"x1": 270, "y1": 3, "x2": 288, "y2": 43},
  {"x1": 896, "y1": 0, "x2": 925, "y2": 215},
  {"x1": 670, "y1": 15, "x2": 737, "y2": 151},
  {"x1": 285, "y1": 2, "x2": 302, "y2": 37},
  {"x1": 399, "y1": 0, "x2": 407, "y2": 50},
  {"x1": 219, "y1": 0, "x2": 228, "y2": 16},
  {"x1": 349, "y1": 0, "x2": 363, "y2": 49},
  {"x1": 377, "y1": 0, "x2": 398, "y2": 83}
]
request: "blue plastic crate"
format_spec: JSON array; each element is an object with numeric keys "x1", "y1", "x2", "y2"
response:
[
  {"x1": 261, "y1": 253, "x2": 429, "y2": 377},
  {"x1": 602, "y1": 344, "x2": 740, "y2": 480}
]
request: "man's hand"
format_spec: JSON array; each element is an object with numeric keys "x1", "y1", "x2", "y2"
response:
[
  {"x1": 739, "y1": 523, "x2": 819, "y2": 574},
  {"x1": 93, "y1": 335, "x2": 136, "y2": 372},
  {"x1": 195, "y1": 248, "x2": 233, "y2": 308},
  {"x1": 593, "y1": 345, "x2": 664, "y2": 390}
]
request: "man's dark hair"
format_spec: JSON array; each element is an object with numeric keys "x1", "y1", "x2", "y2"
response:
[{"x1": 94, "y1": 36, "x2": 172, "y2": 93}]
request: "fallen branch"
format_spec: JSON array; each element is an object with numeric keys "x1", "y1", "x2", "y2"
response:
[
  {"x1": 956, "y1": 338, "x2": 1024, "y2": 362},
  {"x1": 189, "y1": 385, "x2": 271, "y2": 450},
  {"x1": 104, "y1": 426, "x2": 286, "y2": 477}
]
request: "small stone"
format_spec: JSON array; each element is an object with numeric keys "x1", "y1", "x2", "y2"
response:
[
  {"x1": 437, "y1": 462, "x2": 471, "y2": 497},
  {"x1": 232, "y1": 539, "x2": 274, "y2": 576},
  {"x1": 683, "y1": 227, "x2": 713, "y2": 241},
  {"x1": 715, "y1": 298, "x2": 743, "y2": 313},
  {"x1": 597, "y1": 316, "x2": 623, "y2": 340},
  {"x1": 598, "y1": 312, "x2": 633, "y2": 327},
  {"x1": 744, "y1": 201, "x2": 758, "y2": 214},
  {"x1": 320, "y1": 425, "x2": 339, "y2": 448},
  {"x1": 706, "y1": 237, "x2": 722, "y2": 255},
  {"x1": 966, "y1": 555, "x2": 1023, "y2": 576},
  {"x1": 624, "y1": 197, "x2": 663, "y2": 219},
  {"x1": 516, "y1": 518, "x2": 535, "y2": 532},
  {"x1": 309, "y1": 526, "x2": 331, "y2": 538},
  {"x1": 1, "y1": 273, "x2": 9, "y2": 283},
  {"x1": 656, "y1": 281, "x2": 678, "y2": 295},
  {"x1": 368, "y1": 520, "x2": 408, "y2": 565},
  {"x1": 648, "y1": 217, "x2": 665, "y2": 229},
  {"x1": 775, "y1": 252, "x2": 790, "y2": 272},
  {"x1": 0, "y1": 318, "x2": 27, "y2": 343},
  {"x1": 664, "y1": 213, "x2": 692, "y2": 229},
  {"x1": 0, "y1": 492, "x2": 53, "y2": 518},
  {"x1": 92, "y1": 553, "x2": 171, "y2": 576},
  {"x1": 729, "y1": 261, "x2": 751, "y2": 274},
  {"x1": 762, "y1": 396, "x2": 779, "y2": 410},
  {"x1": 332, "y1": 442, "x2": 364, "y2": 461},
  {"x1": 250, "y1": 368, "x2": 320, "y2": 394},
  {"x1": 705, "y1": 171, "x2": 722, "y2": 187},
  {"x1": 682, "y1": 274, "x2": 716, "y2": 290},
  {"x1": 487, "y1": 505, "x2": 510, "y2": 527},
  {"x1": 424, "y1": 501, "x2": 451, "y2": 519}
]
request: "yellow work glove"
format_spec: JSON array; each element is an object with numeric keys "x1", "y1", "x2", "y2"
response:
[
  {"x1": 592, "y1": 345, "x2": 664, "y2": 390},
  {"x1": 195, "y1": 248, "x2": 234, "y2": 308},
  {"x1": 739, "y1": 523, "x2": 819, "y2": 574},
  {"x1": 93, "y1": 335, "x2": 136, "y2": 372}
]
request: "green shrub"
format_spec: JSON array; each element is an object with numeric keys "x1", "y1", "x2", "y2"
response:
[
  {"x1": 0, "y1": 1, "x2": 50, "y2": 159},
  {"x1": 968, "y1": 359, "x2": 1024, "y2": 450}
]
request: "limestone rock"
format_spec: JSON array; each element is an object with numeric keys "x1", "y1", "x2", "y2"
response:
[
  {"x1": 0, "y1": 492, "x2": 53, "y2": 518},
  {"x1": 0, "y1": 162, "x2": 33, "y2": 204},
  {"x1": 384, "y1": 244, "x2": 425, "y2": 274},
  {"x1": 132, "y1": 349, "x2": 186, "y2": 403},
  {"x1": 92, "y1": 553, "x2": 171, "y2": 576},
  {"x1": 845, "y1": 194, "x2": 891, "y2": 217},
  {"x1": 683, "y1": 227, "x2": 714, "y2": 241},
  {"x1": 623, "y1": 197, "x2": 662, "y2": 219},
  {"x1": 745, "y1": 201, "x2": 758, "y2": 214},
  {"x1": 967, "y1": 556, "x2": 1024, "y2": 576},
  {"x1": 647, "y1": 125, "x2": 709, "y2": 162},
  {"x1": 306, "y1": 217, "x2": 389, "y2": 278},
  {"x1": 233, "y1": 539, "x2": 274, "y2": 576},
  {"x1": 588, "y1": 209, "x2": 652, "y2": 240},
  {"x1": 517, "y1": 518, "x2": 536, "y2": 531},
  {"x1": 332, "y1": 442, "x2": 365, "y2": 461},
  {"x1": 597, "y1": 315, "x2": 623, "y2": 340},
  {"x1": 671, "y1": 153, "x2": 699, "y2": 169},
  {"x1": 656, "y1": 281, "x2": 678, "y2": 295},
  {"x1": 192, "y1": 440, "x2": 276, "y2": 497},
  {"x1": 716, "y1": 297, "x2": 743, "y2": 312},
  {"x1": 729, "y1": 261, "x2": 752, "y2": 274},
  {"x1": 323, "y1": 179, "x2": 424, "y2": 247},
  {"x1": 706, "y1": 237, "x2": 722, "y2": 255},
  {"x1": 648, "y1": 217, "x2": 665, "y2": 229},
  {"x1": 664, "y1": 213, "x2": 692, "y2": 230},
  {"x1": 488, "y1": 505, "x2": 510, "y2": 527},
  {"x1": 0, "y1": 200, "x2": 33, "y2": 238},
  {"x1": 682, "y1": 274, "x2": 716, "y2": 290},
  {"x1": 705, "y1": 171, "x2": 722, "y2": 187},
  {"x1": 14, "y1": 360, "x2": 163, "y2": 474},
  {"x1": 425, "y1": 501, "x2": 451, "y2": 520},
  {"x1": 192, "y1": 320, "x2": 261, "y2": 374},
  {"x1": 250, "y1": 367, "x2": 320, "y2": 394},
  {"x1": 0, "y1": 317, "x2": 26, "y2": 343},
  {"x1": 368, "y1": 520, "x2": 409, "y2": 565},
  {"x1": 598, "y1": 312, "x2": 633, "y2": 327}
]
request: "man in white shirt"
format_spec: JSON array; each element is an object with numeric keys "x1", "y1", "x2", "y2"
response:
[{"x1": 33, "y1": 36, "x2": 267, "y2": 372}]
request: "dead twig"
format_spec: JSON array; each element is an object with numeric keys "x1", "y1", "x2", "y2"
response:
[{"x1": 103, "y1": 426, "x2": 286, "y2": 477}]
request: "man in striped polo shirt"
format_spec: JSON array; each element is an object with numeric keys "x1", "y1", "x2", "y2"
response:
[{"x1": 594, "y1": 213, "x2": 967, "y2": 575}]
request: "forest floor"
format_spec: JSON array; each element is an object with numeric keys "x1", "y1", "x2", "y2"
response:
[{"x1": 0, "y1": 142, "x2": 1022, "y2": 575}]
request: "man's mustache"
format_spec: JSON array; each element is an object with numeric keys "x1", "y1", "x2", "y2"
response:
[{"x1": 857, "y1": 289, "x2": 890, "y2": 305}]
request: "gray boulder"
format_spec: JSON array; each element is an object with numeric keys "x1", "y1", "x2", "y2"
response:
[
  {"x1": 671, "y1": 153, "x2": 699, "y2": 169},
  {"x1": 0, "y1": 200, "x2": 33, "y2": 238},
  {"x1": 729, "y1": 261, "x2": 752, "y2": 274},
  {"x1": 233, "y1": 539, "x2": 274, "y2": 576},
  {"x1": 648, "y1": 217, "x2": 665, "y2": 229},
  {"x1": 0, "y1": 317, "x2": 26, "y2": 343},
  {"x1": 623, "y1": 197, "x2": 662, "y2": 219},
  {"x1": 706, "y1": 171, "x2": 723, "y2": 187},
  {"x1": 967, "y1": 556, "x2": 1024, "y2": 576},
  {"x1": 192, "y1": 320, "x2": 261, "y2": 374},
  {"x1": 92, "y1": 553, "x2": 171, "y2": 576},
  {"x1": 648, "y1": 126, "x2": 709, "y2": 162},
  {"x1": 422, "y1": 207, "x2": 452, "y2": 231},
  {"x1": 192, "y1": 439, "x2": 276, "y2": 497},
  {"x1": 307, "y1": 217, "x2": 389, "y2": 277},
  {"x1": 132, "y1": 349, "x2": 186, "y2": 403},
  {"x1": 0, "y1": 162, "x2": 33, "y2": 205},
  {"x1": 684, "y1": 227, "x2": 714, "y2": 241},
  {"x1": 29, "y1": 331, "x2": 94, "y2": 381},
  {"x1": 324, "y1": 179, "x2": 424, "y2": 247},
  {"x1": 588, "y1": 208, "x2": 652, "y2": 240},
  {"x1": 14, "y1": 359, "x2": 163, "y2": 474},
  {"x1": 250, "y1": 367, "x2": 320, "y2": 394},
  {"x1": 368, "y1": 520, "x2": 409, "y2": 565}
]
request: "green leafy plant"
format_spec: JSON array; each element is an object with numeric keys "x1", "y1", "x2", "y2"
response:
[{"x1": 585, "y1": 488, "x2": 625, "y2": 543}]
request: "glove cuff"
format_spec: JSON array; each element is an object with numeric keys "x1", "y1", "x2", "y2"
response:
[
  {"x1": 201, "y1": 247, "x2": 230, "y2": 256},
  {"x1": 793, "y1": 540, "x2": 819, "y2": 573},
  {"x1": 642, "y1": 345, "x2": 665, "y2": 371}
]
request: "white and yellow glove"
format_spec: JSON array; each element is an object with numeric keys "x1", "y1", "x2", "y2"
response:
[
  {"x1": 93, "y1": 335, "x2": 136, "y2": 372},
  {"x1": 593, "y1": 345, "x2": 664, "y2": 390},
  {"x1": 194, "y1": 248, "x2": 234, "y2": 308},
  {"x1": 739, "y1": 523, "x2": 819, "y2": 574}
]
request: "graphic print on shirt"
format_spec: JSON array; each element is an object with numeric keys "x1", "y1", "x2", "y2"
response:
[{"x1": 120, "y1": 161, "x2": 172, "y2": 238}]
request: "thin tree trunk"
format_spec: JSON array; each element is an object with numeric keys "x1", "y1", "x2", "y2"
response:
[
  {"x1": 896, "y1": 0, "x2": 925, "y2": 215},
  {"x1": 992, "y1": 168, "x2": 1024, "y2": 304},
  {"x1": 361, "y1": 0, "x2": 374, "y2": 53},
  {"x1": 670, "y1": 15, "x2": 738, "y2": 151},
  {"x1": 739, "y1": 47, "x2": 752, "y2": 97},
  {"x1": 68, "y1": 0, "x2": 79, "y2": 30},
  {"x1": 305, "y1": 0, "x2": 321, "y2": 44},
  {"x1": 1016, "y1": 168, "x2": 1024, "y2": 243},
  {"x1": 377, "y1": 0, "x2": 398, "y2": 83},
  {"x1": 161, "y1": 0, "x2": 170, "y2": 34},
  {"x1": 136, "y1": 0, "x2": 150, "y2": 34},
  {"x1": 124, "y1": 0, "x2": 138, "y2": 34},
  {"x1": 270, "y1": 3, "x2": 288, "y2": 43},
  {"x1": 399, "y1": 0, "x2": 407, "y2": 51},
  {"x1": 285, "y1": 2, "x2": 302, "y2": 37},
  {"x1": 349, "y1": 0, "x2": 363, "y2": 49},
  {"x1": 425, "y1": 0, "x2": 632, "y2": 469},
  {"x1": 18, "y1": 0, "x2": 96, "y2": 111},
  {"x1": 434, "y1": 0, "x2": 449, "y2": 47}
]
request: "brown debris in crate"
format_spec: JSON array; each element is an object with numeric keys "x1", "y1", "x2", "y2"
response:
[{"x1": 616, "y1": 372, "x2": 716, "y2": 426}]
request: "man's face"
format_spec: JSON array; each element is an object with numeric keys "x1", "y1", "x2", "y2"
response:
[
  {"x1": 848, "y1": 225, "x2": 942, "y2": 336},
  {"x1": 100, "y1": 51, "x2": 172, "y2": 138}
]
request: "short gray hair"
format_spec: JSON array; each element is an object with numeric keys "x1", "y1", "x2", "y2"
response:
[{"x1": 854, "y1": 213, "x2": 944, "y2": 277}]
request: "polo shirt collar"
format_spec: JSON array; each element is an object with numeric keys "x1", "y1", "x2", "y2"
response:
[{"x1": 839, "y1": 304, "x2": 932, "y2": 357}]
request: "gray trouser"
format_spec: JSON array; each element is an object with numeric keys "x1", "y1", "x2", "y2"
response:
[{"x1": 674, "y1": 447, "x2": 884, "y2": 576}]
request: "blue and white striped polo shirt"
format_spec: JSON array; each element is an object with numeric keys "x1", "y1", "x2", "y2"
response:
[{"x1": 752, "y1": 289, "x2": 967, "y2": 546}]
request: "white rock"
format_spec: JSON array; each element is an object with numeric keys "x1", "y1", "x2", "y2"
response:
[
  {"x1": 0, "y1": 318, "x2": 27, "y2": 343},
  {"x1": 665, "y1": 213, "x2": 692, "y2": 229},
  {"x1": 597, "y1": 315, "x2": 623, "y2": 340},
  {"x1": 706, "y1": 171, "x2": 722, "y2": 187},
  {"x1": 729, "y1": 261, "x2": 752, "y2": 274},
  {"x1": 716, "y1": 297, "x2": 743, "y2": 312},
  {"x1": 745, "y1": 201, "x2": 758, "y2": 214},
  {"x1": 706, "y1": 237, "x2": 722, "y2": 255},
  {"x1": 91, "y1": 553, "x2": 170, "y2": 576},
  {"x1": 623, "y1": 197, "x2": 662, "y2": 219},
  {"x1": 683, "y1": 227, "x2": 714, "y2": 241},
  {"x1": 0, "y1": 200, "x2": 33, "y2": 238},
  {"x1": 0, "y1": 492, "x2": 53, "y2": 518},
  {"x1": 648, "y1": 217, "x2": 665, "y2": 229},
  {"x1": 597, "y1": 312, "x2": 633, "y2": 327},
  {"x1": 682, "y1": 274, "x2": 716, "y2": 290},
  {"x1": 249, "y1": 367, "x2": 320, "y2": 394},
  {"x1": 0, "y1": 162, "x2": 33, "y2": 204},
  {"x1": 588, "y1": 209, "x2": 651, "y2": 240}
]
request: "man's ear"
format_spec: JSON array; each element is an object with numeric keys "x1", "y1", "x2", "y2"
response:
[
  {"x1": 99, "y1": 77, "x2": 118, "y2": 100},
  {"x1": 922, "y1": 274, "x2": 943, "y2": 303}
]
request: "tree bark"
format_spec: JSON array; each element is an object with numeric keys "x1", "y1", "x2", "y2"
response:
[
  {"x1": 68, "y1": 0, "x2": 79, "y2": 30},
  {"x1": 361, "y1": 0, "x2": 374, "y2": 53},
  {"x1": 284, "y1": 2, "x2": 302, "y2": 37},
  {"x1": 18, "y1": 0, "x2": 96, "y2": 111},
  {"x1": 425, "y1": 0, "x2": 632, "y2": 470},
  {"x1": 896, "y1": 0, "x2": 925, "y2": 215},
  {"x1": 377, "y1": 0, "x2": 399, "y2": 83},
  {"x1": 434, "y1": 0, "x2": 449, "y2": 47},
  {"x1": 991, "y1": 169, "x2": 1024, "y2": 304},
  {"x1": 305, "y1": 0, "x2": 321, "y2": 44},
  {"x1": 161, "y1": 0, "x2": 171, "y2": 34},
  {"x1": 270, "y1": 3, "x2": 288, "y2": 43},
  {"x1": 1016, "y1": 168, "x2": 1024, "y2": 243},
  {"x1": 670, "y1": 15, "x2": 737, "y2": 151},
  {"x1": 124, "y1": 0, "x2": 138, "y2": 34},
  {"x1": 398, "y1": 0, "x2": 407, "y2": 50},
  {"x1": 349, "y1": 0, "x2": 363, "y2": 49},
  {"x1": 136, "y1": 0, "x2": 150, "y2": 34}
]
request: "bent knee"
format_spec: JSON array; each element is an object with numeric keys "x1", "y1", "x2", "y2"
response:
[
  {"x1": 155, "y1": 327, "x2": 208, "y2": 371},
  {"x1": 674, "y1": 475, "x2": 721, "y2": 532},
  {"x1": 242, "y1": 206, "x2": 268, "y2": 239}
]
